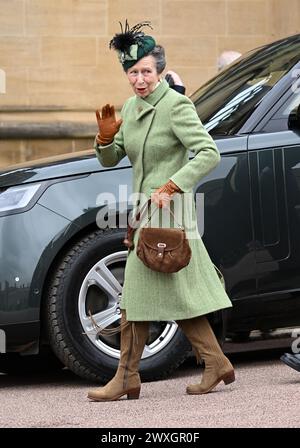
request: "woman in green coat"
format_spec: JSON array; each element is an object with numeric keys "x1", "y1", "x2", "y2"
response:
[{"x1": 88, "y1": 21, "x2": 235, "y2": 402}]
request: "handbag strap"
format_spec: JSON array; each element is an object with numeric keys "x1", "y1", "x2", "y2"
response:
[
  {"x1": 123, "y1": 199, "x2": 151, "y2": 250},
  {"x1": 123, "y1": 198, "x2": 183, "y2": 250},
  {"x1": 145, "y1": 201, "x2": 182, "y2": 227}
]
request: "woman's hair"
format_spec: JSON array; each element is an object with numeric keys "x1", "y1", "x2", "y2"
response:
[{"x1": 147, "y1": 45, "x2": 166, "y2": 74}]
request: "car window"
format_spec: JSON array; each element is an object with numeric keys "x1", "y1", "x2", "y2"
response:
[
  {"x1": 261, "y1": 91, "x2": 300, "y2": 133},
  {"x1": 191, "y1": 37, "x2": 300, "y2": 136}
]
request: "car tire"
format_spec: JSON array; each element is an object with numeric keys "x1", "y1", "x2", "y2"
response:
[{"x1": 45, "y1": 228, "x2": 190, "y2": 383}]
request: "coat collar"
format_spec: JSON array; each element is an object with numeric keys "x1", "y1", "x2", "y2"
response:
[{"x1": 135, "y1": 79, "x2": 169, "y2": 120}]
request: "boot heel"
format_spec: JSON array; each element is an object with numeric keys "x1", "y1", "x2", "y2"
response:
[
  {"x1": 127, "y1": 387, "x2": 141, "y2": 400},
  {"x1": 223, "y1": 370, "x2": 235, "y2": 385}
]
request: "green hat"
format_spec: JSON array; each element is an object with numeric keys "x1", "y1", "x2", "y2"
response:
[{"x1": 109, "y1": 20, "x2": 156, "y2": 71}]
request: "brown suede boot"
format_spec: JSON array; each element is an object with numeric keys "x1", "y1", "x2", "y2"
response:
[
  {"x1": 177, "y1": 315, "x2": 235, "y2": 394},
  {"x1": 87, "y1": 311, "x2": 149, "y2": 401}
]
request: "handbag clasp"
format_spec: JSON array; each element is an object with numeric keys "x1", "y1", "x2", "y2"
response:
[{"x1": 157, "y1": 242, "x2": 167, "y2": 258}]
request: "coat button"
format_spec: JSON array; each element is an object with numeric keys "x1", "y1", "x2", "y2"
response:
[{"x1": 137, "y1": 106, "x2": 143, "y2": 113}]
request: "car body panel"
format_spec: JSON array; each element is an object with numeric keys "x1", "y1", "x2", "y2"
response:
[
  {"x1": 0, "y1": 204, "x2": 70, "y2": 321},
  {"x1": 0, "y1": 150, "x2": 131, "y2": 188},
  {"x1": 247, "y1": 130, "x2": 300, "y2": 330},
  {"x1": 37, "y1": 169, "x2": 132, "y2": 222}
]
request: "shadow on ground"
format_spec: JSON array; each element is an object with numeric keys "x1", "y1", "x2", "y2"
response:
[{"x1": 0, "y1": 347, "x2": 291, "y2": 386}]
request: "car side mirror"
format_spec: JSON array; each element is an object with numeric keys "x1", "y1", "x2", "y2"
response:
[{"x1": 288, "y1": 104, "x2": 300, "y2": 131}]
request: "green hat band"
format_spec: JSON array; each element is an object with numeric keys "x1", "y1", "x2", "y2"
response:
[{"x1": 119, "y1": 36, "x2": 156, "y2": 71}]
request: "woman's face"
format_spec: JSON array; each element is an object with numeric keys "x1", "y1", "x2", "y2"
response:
[{"x1": 126, "y1": 55, "x2": 160, "y2": 98}]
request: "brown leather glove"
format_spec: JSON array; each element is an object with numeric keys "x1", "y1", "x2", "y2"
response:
[
  {"x1": 151, "y1": 179, "x2": 182, "y2": 208},
  {"x1": 95, "y1": 104, "x2": 123, "y2": 146}
]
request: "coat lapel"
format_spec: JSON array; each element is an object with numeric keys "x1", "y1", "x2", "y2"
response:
[
  {"x1": 135, "y1": 79, "x2": 170, "y2": 121},
  {"x1": 135, "y1": 100, "x2": 155, "y2": 121}
]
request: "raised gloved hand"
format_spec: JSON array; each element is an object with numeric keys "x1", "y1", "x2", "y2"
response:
[
  {"x1": 95, "y1": 104, "x2": 123, "y2": 146},
  {"x1": 151, "y1": 179, "x2": 182, "y2": 208}
]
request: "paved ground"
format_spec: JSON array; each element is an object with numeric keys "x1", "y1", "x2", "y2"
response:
[{"x1": 0, "y1": 351, "x2": 299, "y2": 428}]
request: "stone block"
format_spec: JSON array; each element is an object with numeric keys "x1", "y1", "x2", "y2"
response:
[
  {"x1": 24, "y1": 139, "x2": 75, "y2": 160},
  {"x1": 27, "y1": 65, "x2": 131, "y2": 109},
  {"x1": 0, "y1": 140, "x2": 24, "y2": 168},
  {"x1": 0, "y1": 0, "x2": 24, "y2": 36},
  {"x1": 72, "y1": 0, "x2": 107, "y2": 35},
  {"x1": 26, "y1": 0, "x2": 106, "y2": 36},
  {"x1": 25, "y1": 0, "x2": 74, "y2": 35},
  {"x1": 217, "y1": 34, "x2": 271, "y2": 56},
  {"x1": 268, "y1": 0, "x2": 300, "y2": 37},
  {"x1": 228, "y1": 0, "x2": 268, "y2": 35},
  {"x1": 0, "y1": 67, "x2": 28, "y2": 106},
  {"x1": 108, "y1": 0, "x2": 161, "y2": 35},
  {"x1": 74, "y1": 138, "x2": 95, "y2": 151},
  {"x1": 41, "y1": 37, "x2": 96, "y2": 66},
  {"x1": 162, "y1": 1, "x2": 226, "y2": 35},
  {"x1": 169, "y1": 65, "x2": 217, "y2": 96},
  {"x1": 160, "y1": 36, "x2": 217, "y2": 67},
  {"x1": 0, "y1": 37, "x2": 40, "y2": 66}
]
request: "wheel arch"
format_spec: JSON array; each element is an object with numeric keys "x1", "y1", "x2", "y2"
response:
[{"x1": 38, "y1": 214, "x2": 127, "y2": 345}]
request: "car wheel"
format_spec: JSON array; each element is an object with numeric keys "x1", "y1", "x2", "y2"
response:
[{"x1": 45, "y1": 228, "x2": 190, "y2": 383}]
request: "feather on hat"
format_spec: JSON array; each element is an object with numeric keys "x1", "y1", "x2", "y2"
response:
[{"x1": 109, "y1": 20, "x2": 156, "y2": 71}]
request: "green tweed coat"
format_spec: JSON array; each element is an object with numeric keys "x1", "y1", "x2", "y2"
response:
[{"x1": 95, "y1": 79, "x2": 232, "y2": 321}]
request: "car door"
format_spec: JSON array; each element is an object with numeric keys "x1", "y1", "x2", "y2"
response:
[
  {"x1": 248, "y1": 91, "x2": 300, "y2": 329},
  {"x1": 196, "y1": 136, "x2": 256, "y2": 299}
]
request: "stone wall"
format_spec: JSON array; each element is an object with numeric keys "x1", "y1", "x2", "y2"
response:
[{"x1": 0, "y1": 0, "x2": 300, "y2": 167}]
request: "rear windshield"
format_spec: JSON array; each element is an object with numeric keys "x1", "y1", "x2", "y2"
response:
[{"x1": 191, "y1": 36, "x2": 300, "y2": 136}]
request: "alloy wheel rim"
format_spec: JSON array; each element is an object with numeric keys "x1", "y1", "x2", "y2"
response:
[{"x1": 78, "y1": 250, "x2": 177, "y2": 359}]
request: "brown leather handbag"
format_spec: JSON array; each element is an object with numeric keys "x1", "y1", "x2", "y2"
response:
[{"x1": 124, "y1": 199, "x2": 191, "y2": 273}]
